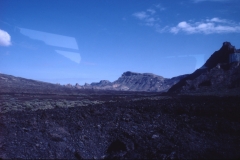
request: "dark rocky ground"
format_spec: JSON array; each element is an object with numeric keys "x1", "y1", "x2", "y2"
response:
[{"x1": 1, "y1": 91, "x2": 240, "y2": 159}]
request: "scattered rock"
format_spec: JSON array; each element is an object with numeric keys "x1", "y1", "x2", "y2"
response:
[{"x1": 152, "y1": 134, "x2": 159, "y2": 139}]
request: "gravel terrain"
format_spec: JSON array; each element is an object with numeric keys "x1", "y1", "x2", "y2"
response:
[{"x1": 1, "y1": 93, "x2": 240, "y2": 159}]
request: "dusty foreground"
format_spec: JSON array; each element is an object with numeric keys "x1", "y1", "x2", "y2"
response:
[{"x1": 0, "y1": 92, "x2": 240, "y2": 159}]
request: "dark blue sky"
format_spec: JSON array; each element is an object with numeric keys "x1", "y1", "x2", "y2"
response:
[{"x1": 1, "y1": 0, "x2": 240, "y2": 84}]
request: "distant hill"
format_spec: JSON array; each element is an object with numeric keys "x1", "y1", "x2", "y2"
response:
[
  {"x1": 3, "y1": 41, "x2": 239, "y2": 94},
  {"x1": 168, "y1": 42, "x2": 240, "y2": 93},
  {"x1": 0, "y1": 73, "x2": 79, "y2": 94},
  {"x1": 81, "y1": 71, "x2": 188, "y2": 92},
  {"x1": 0, "y1": 71, "x2": 187, "y2": 94}
]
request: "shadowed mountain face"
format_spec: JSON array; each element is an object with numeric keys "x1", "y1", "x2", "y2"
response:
[
  {"x1": 204, "y1": 42, "x2": 239, "y2": 69},
  {"x1": 82, "y1": 71, "x2": 188, "y2": 92},
  {"x1": 177, "y1": 62, "x2": 240, "y2": 93},
  {"x1": 168, "y1": 42, "x2": 240, "y2": 93}
]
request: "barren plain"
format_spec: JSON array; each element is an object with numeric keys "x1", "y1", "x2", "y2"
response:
[{"x1": 0, "y1": 90, "x2": 240, "y2": 159}]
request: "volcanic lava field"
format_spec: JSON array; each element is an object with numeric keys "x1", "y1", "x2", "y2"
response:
[{"x1": 0, "y1": 91, "x2": 240, "y2": 159}]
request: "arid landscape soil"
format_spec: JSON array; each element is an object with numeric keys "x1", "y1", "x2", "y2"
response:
[{"x1": 1, "y1": 90, "x2": 240, "y2": 159}]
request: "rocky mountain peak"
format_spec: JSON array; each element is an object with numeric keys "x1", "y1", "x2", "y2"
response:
[
  {"x1": 122, "y1": 71, "x2": 161, "y2": 78},
  {"x1": 221, "y1": 42, "x2": 236, "y2": 53},
  {"x1": 99, "y1": 80, "x2": 111, "y2": 84},
  {"x1": 91, "y1": 80, "x2": 111, "y2": 86},
  {"x1": 168, "y1": 42, "x2": 240, "y2": 93},
  {"x1": 203, "y1": 41, "x2": 239, "y2": 69},
  {"x1": 84, "y1": 83, "x2": 90, "y2": 86},
  {"x1": 122, "y1": 71, "x2": 141, "y2": 76},
  {"x1": 75, "y1": 83, "x2": 82, "y2": 89}
]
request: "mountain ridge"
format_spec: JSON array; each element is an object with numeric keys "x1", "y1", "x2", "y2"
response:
[
  {"x1": 1, "y1": 41, "x2": 240, "y2": 94},
  {"x1": 168, "y1": 42, "x2": 240, "y2": 93},
  {"x1": 82, "y1": 71, "x2": 188, "y2": 92},
  {"x1": 0, "y1": 71, "x2": 188, "y2": 93}
]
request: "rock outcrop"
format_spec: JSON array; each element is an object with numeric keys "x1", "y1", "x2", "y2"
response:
[
  {"x1": 75, "y1": 83, "x2": 83, "y2": 89},
  {"x1": 203, "y1": 42, "x2": 236, "y2": 69},
  {"x1": 168, "y1": 42, "x2": 240, "y2": 93},
  {"x1": 178, "y1": 62, "x2": 240, "y2": 93}
]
